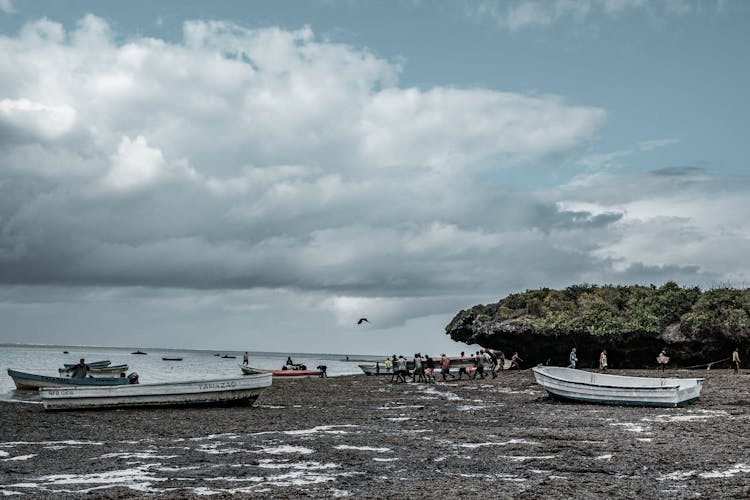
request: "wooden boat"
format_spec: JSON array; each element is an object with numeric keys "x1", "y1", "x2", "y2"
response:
[
  {"x1": 39, "y1": 373, "x2": 272, "y2": 410},
  {"x1": 221, "y1": 355, "x2": 237, "y2": 359},
  {"x1": 58, "y1": 364, "x2": 129, "y2": 377},
  {"x1": 358, "y1": 356, "x2": 483, "y2": 376},
  {"x1": 532, "y1": 366, "x2": 704, "y2": 407},
  {"x1": 162, "y1": 357, "x2": 183, "y2": 361},
  {"x1": 131, "y1": 350, "x2": 148, "y2": 355},
  {"x1": 239, "y1": 364, "x2": 322, "y2": 378},
  {"x1": 63, "y1": 360, "x2": 112, "y2": 370},
  {"x1": 7, "y1": 368, "x2": 133, "y2": 391}
]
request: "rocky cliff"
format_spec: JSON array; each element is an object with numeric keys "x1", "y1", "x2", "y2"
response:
[{"x1": 445, "y1": 283, "x2": 750, "y2": 369}]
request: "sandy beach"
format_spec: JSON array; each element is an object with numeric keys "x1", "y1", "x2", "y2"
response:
[{"x1": 1, "y1": 368, "x2": 749, "y2": 498}]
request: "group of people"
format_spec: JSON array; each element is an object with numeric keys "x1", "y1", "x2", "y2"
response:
[
  {"x1": 566, "y1": 347, "x2": 744, "y2": 372},
  {"x1": 385, "y1": 350, "x2": 524, "y2": 384},
  {"x1": 566, "y1": 348, "x2": 608, "y2": 370}
]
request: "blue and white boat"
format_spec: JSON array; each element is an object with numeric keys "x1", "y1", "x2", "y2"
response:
[
  {"x1": 40, "y1": 373, "x2": 272, "y2": 410},
  {"x1": 7, "y1": 368, "x2": 133, "y2": 391},
  {"x1": 532, "y1": 366, "x2": 704, "y2": 407}
]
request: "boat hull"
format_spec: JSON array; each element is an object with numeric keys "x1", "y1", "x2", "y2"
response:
[
  {"x1": 8, "y1": 369, "x2": 132, "y2": 390},
  {"x1": 40, "y1": 374, "x2": 273, "y2": 410},
  {"x1": 532, "y1": 366, "x2": 704, "y2": 407},
  {"x1": 239, "y1": 365, "x2": 322, "y2": 378}
]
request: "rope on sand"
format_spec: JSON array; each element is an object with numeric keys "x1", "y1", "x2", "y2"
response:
[{"x1": 681, "y1": 357, "x2": 730, "y2": 370}]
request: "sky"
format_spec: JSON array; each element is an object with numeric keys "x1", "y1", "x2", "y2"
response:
[{"x1": 0, "y1": 0, "x2": 748, "y2": 355}]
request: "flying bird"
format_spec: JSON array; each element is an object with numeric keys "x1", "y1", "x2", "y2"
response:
[{"x1": 357, "y1": 318, "x2": 370, "y2": 325}]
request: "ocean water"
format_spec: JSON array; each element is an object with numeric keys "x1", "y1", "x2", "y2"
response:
[{"x1": 0, "y1": 344, "x2": 379, "y2": 401}]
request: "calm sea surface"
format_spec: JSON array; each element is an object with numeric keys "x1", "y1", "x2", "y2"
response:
[{"x1": 0, "y1": 344, "x2": 381, "y2": 401}]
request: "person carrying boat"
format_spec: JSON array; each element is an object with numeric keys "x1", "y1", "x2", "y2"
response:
[
  {"x1": 567, "y1": 348, "x2": 578, "y2": 369},
  {"x1": 395, "y1": 355, "x2": 408, "y2": 383},
  {"x1": 487, "y1": 349, "x2": 498, "y2": 378},
  {"x1": 70, "y1": 358, "x2": 90, "y2": 378},
  {"x1": 440, "y1": 354, "x2": 455, "y2": 381}
]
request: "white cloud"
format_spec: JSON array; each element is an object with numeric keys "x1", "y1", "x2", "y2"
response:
[
  {"x1": 471, "y1": 0, "x2": 709, "y2": 31},
  {"x1": 101, "y1": 135, "x2": 168, "y2": 191},
  {"x1": 0, "y1": 98, "x2": 77, "y2": 140},
  {"x1": 0, "y1": 0, "x2": 14, "y2": 14}
]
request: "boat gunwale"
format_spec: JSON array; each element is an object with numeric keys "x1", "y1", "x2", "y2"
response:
[{"x1": 532, "y1": 366, "x2": 703, "y2": 391}]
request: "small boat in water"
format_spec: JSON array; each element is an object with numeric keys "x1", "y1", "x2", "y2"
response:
[
  {"x1": 63, "y1": 360, "x2": 112, "y2": 370},
  {"x1": 40, "y1": 373, "x2": 272, "y2": 410},
  {"x1": 239, "y1": 364, "x2": 322, "y2": 378},
  {"x1": 131, "y1": 350, "x2": 148, "y2": 355},
  {"x1": 162, "y1": 357, "x2": 183, "y2": 361},
  {"x1": 7, "y1": 368, "x2": 134, "y2": 391},
  {"x1": 532, "y1": 366, "x2": 704, "y2": 407},
  {"x1": 58, "y1": 364, "x2": 129, "y2": 377},
  {"x1": 221, "y1": 355, "x2": 237, "y2": 359}
]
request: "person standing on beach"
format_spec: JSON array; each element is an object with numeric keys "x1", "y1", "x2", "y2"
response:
[
  {"x1": 732, "y1": 348, "x2": 741, "y2": 373},
  {"x1": 599, "y1": 350, "x2": 608, "y2": 371},
  {"x1": 567, "y1": 348, "x2": 578, "y2": 369},
  {"x1": 243, "y1": 352, "x2": 249, "y2": 366},
  {"x1": 70, "y1": 358, "x2": 90, "y2": 379},
  {"x1": 497, "y1": 350, "x2": 505, "y2": 372}
]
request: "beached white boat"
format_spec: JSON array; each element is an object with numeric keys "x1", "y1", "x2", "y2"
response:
[
  {"x1": 532, "y1": 366, "x2": 704, "y2": 407},
  {"x1": 39, "y1": 373, "x2": 273, "y2": 410}
]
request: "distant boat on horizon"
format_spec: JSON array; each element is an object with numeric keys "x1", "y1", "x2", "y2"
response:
[
  {"x1": 131, "y1": 350, "x2": 147, "y2": 355},
  {"x1": 162, "y1": 357, "x2": 183, "y2": 361}
]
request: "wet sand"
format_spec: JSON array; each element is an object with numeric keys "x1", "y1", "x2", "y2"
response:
[{"x1": 1, "y1": 369, "x2": 749, "y2": 498}]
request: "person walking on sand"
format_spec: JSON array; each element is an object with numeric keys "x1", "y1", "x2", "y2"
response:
[
  {"x1": 509, "y1": 352, "x2": 523, "y2": 370},
  {"x1": 457, "y1": 351, "x2": 470, "y2": 380},
  {"x1": 599, "y1": 350, "x2": 608, "y2": 371},
  {"x1": 567, "y1": 348, "x2": 578, "y2": 369},
  {"x1": 412, "y1": 353, "x2": 425, "y2": 382},
  {"x1": 488, "y1": 349, "x2": 498, "y2": 378},
  {"x1": 732, "y1": 347, "x2": 741, "y2": 373},
  {"x1": 424, "y1": 355, "x2": 436, "y2": 383},
  {"x1": 472, "y1": 350, "x2": 486, "y2": 380},
  {"x1": 243, "y1": 352, "x2": 249, "y2": 366},
  {"x1": 396, "y1": 356, "x2": 408, "y2": 383},
  {"x1": 70, "y1": 358, "x2": 90, "y2": 379},
  {"x1": 440, "y1": 354, "x2": 455, "y2": 381},
  {"x1": 497, "y1": 350, "x2": 505, "y2": 372},
  {"x1": 390, "y1": 354, "x2": 399, "y2": 382}
]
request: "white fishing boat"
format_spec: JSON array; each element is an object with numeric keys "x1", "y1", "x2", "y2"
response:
[
  {"x1": 532, "y1": 366, "x2": 704, "y2": 407},
  {"x1": 39, "y1": 373, "x2": 272, "y2": 410}
]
